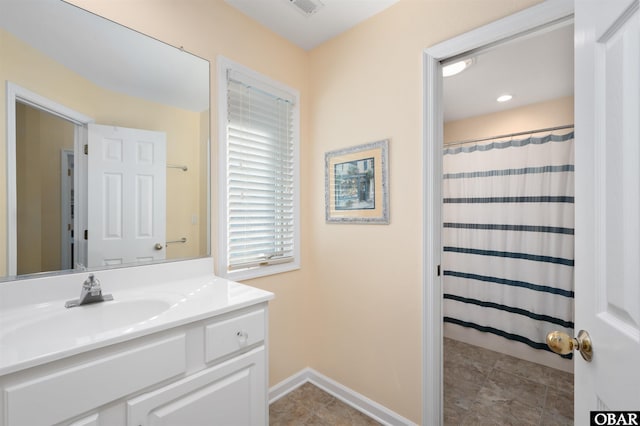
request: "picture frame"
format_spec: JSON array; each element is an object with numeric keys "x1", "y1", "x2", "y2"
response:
[{"x1": 325, "y1": 139, "x2": 389, "y2": 224}]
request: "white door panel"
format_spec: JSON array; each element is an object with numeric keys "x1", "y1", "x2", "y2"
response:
[
  {"x1": 575, "y1": 0, "x2": 640, "y2": 420},
  {"x1": 87, "y1": 124, "x2": 166, "y2": 267}
]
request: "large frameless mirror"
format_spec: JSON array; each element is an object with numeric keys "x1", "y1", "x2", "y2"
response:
[{"x1": 0, "y1": 0, "x2": 210, "y2": 281}]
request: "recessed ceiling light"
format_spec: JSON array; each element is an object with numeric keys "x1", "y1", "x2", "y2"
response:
[
  {"x1": 497, "y1": 94, "x2": 513, "y2": 103},
  {"x1": 442, "y1": 59, "x2": 473, "y2": 77}
]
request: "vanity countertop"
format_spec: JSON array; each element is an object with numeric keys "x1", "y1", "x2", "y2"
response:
[{"x1": 0, "y1": 260, "x2": 273, "y2": 376}]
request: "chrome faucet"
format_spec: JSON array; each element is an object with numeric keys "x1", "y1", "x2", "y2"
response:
[{"x1": 65, "y1": 274, "x2": 114, "y2": 308}]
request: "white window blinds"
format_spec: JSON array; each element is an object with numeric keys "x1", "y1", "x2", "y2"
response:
[{"x1": 224, "y1": 69, "x2": 296, "y2": 272}]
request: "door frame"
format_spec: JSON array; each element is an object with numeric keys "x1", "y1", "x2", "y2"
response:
[
  {"x1": 421, "y1": 1, "x2": 574, "y2": 424},
  {"x1": 5, "y1": 82, "x2": 93, "y2": 275},
  {"x1": 60, "y1": 148, "x2": 75, "y2": 270}
]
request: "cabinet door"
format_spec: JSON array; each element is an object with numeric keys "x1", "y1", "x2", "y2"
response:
[{"x1": 127, "y1": 347, "x2": 266, "y2": 426}]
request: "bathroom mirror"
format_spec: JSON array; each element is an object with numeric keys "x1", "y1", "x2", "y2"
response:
[{"x1": 0, "y1": 0, "x2": 210, "y2": 280}]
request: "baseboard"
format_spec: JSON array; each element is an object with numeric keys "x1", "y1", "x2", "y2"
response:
[
  {"x1": 269, "y1": 368, "x2": 417, "y2": 426},
  {"x1": 268, "y1": 368, "x2": 313, "y2": 404}
]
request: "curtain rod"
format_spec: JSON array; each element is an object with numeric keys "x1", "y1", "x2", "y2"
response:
[{"x1": 444, "y1": 124, "x2": 574, "y2": 148}]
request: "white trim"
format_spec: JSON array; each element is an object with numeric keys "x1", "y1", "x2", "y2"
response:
[
  {"x1": 421, "y1": 1, "x2": 574, "y2": 425},
  {"x1": 268, "y1": 367, "x2": 311, "y2": 404},
  {"x1": 216, "y1": 56, "x2": 301, "y2": 281},
  {"x1": 427, "y1": 0, "x2": 574, "y2": 60},
  {"x1": 74, "y1": 125, "x2": 89, "y2": 270},
  {"x1": 269, "y1": 368, "x2": 417, "y2": 426},
  {"x1": 60, "y1": 149, "x2": 74, "y2": 270},
  {"x1": 422, "y1": 51, "x2": 443, "y2": 426},
  {"x1": 5, "y1": 82, "x2": 94, "y2": 276}
]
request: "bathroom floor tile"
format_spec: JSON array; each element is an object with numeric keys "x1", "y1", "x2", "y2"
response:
[
  {"x1": 444, "y1": 380, "x2": 481, "y2": 412},
  {"x1": 462, "y1": 396, "x2": 544, "y2": 426},
  {"x1": 540, "y1": 411, "x2": 574, "y2": 426},
  {"x1": 272, "y1": 341, "x2": 574, "y2": 426},
  {"x1": 544, "y1": 367, "x2": 575, "y2": 394},
  {"x1": 544, "y1": 388, "x2": 574, "y2": 420},
  {"x1": 494, "y1": 354, "x2": 569, "y2": 391},
  {"x1": 444, "y1": 339, "x2": 574, "y2": 425},
  {"x1": 482, "y1": 369, "x2": 547, "y2": 408},
  {"x1": 269, "y1": 394, "x2": 313, "y2": 425},
  {"x1": 269, "y1": 383, "x2": 381, "y2": 426}
]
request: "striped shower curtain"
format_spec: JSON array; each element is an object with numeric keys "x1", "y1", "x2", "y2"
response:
[{"x1": 442, "y1": 131, "x2": 575, "y2": 357}]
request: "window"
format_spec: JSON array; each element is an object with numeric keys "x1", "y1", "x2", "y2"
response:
[{"x1": 218, "y1": 57, "x2": 300, "y2": 280}]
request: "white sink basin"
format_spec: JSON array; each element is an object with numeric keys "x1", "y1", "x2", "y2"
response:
[
  {"x1": 44, "y1": 299, "x2": 170, "y2": 334},
  {"x1": 0, "y1": 262, "x2": 274, "y2": 376},
  {"x1": 1, "y1": 299, "x2": 172, "y2": 358}
]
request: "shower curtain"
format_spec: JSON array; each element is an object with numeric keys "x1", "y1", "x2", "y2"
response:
[{"x1": 442, "y1": 131, "x2": 575, "y2": 357}]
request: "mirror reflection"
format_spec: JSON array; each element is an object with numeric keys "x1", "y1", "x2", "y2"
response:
[{"x1": 0, "y1": 0, "x2": 210, "y2": 280}]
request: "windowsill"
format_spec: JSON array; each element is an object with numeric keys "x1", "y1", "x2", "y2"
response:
[{"x1": 222, "y1": 261, "x2": 301, "y2": 282}]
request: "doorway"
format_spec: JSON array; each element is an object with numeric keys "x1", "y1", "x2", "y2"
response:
[
  {"x1": 441, "y1": 22, "x2": 575, "y2": 425},
  {"x1": 61, "y1": 149, "x2": 75, "y2": 270},
  {"x1": 6, "y1": 82, "x2": 93, "y2": 276},
  {"x1": 8, "y1": 86, "x2": 169, "y2": 276},
  {"x1": 15, "y1": 103, "x2": 76, "y2": 274},
  {"x1": 421, "y1": 2, "x2": 575, "y2": 424}
]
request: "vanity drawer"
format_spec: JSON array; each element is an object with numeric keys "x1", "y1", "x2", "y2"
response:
[
  {"x1": 205, "y1": 308, "x2": 265, "y2": 363},
  {"x1": 4, "y1": 334, "x2": 186, "y2": 426}
]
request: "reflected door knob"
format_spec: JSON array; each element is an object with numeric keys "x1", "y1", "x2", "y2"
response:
[{"x1": 546, "y1": 329, "x2": 593, "y2": 362}]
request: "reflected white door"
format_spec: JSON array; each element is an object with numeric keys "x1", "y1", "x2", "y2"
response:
[
  {"x1": 574, "y1": 0, "x2": 640, "y2": 423},
  {"x1": 87, "y1": 123, "x2": 166, "y2": 267}
]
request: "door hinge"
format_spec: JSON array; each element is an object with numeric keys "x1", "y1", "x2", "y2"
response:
[
  {"x1": 437, "y1": 264, "x2": 441, "y2": 276},
  {"x1": 67, "y1": 168, "x2": 71, "y2": 176},
  {"x1": 84, "y1": 230, "x2": 88, "y2": 240},
  {"x1": 84, "y1": 144, "x2": 88, "y2": 155}
]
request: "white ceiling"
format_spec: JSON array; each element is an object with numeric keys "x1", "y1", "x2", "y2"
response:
[
  {"x1": 443, "y1": 23, "x2": 574, "y2": 122},
  {"x1": 226, "y1": 0, "x2": 574, "y2": 122},
  {"x1": 225, "y1": 0, "x2": 401, "y2": 51},
  {"x1": 0, "y1": 0, "x2": 209, "y2": 112}
]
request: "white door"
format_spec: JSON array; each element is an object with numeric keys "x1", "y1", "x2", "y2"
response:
[
  {"x1": 87, "y1": 123, "x2": 166, "y2": 267},
  {"x1": 574, "y1": 0, "x2": 640, "y2": 423}
]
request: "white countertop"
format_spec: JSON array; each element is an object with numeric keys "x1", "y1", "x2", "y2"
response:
[{"x1": 0, "y1": 259, "x2": 273, "y2": 376}]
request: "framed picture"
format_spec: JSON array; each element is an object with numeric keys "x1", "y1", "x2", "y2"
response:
[{"x1": 325, "y1": 139, "x2": 389, "y2": 224}]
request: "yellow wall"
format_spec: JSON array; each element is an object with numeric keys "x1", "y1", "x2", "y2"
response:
[
  {"x1": 16, "y1": 104, "x2": 75, "y2": 275},
  {"x1": 307, "y1": 0, "x2": 542, "y2": 421},
  {"x1": 444, "y1": 96, "x2": 575, "y2": 144},
  {"x1": 0, "y1": 28, "x2": 206, "y2": 274},
  {"x1": 10, "y1": 0, "x2": 551, "y2": 423}
]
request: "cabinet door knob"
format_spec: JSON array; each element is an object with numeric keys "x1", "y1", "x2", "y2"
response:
[{"x1": 236, "y1": 330, "x2": 248, "y2": 344}]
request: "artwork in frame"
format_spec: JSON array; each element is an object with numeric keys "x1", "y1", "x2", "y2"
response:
[{"x1": 325, "y1": 139, "x2": 389, "y2": 224}]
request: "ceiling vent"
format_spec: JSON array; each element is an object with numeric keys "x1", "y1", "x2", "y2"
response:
[{"x1": 288, "y1": 0, "x2": 324, "y2": 17}]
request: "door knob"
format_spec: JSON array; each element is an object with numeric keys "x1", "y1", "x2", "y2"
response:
[
  {"x1": 154, "y1": 243, "x2": 164, "y2": 250},
  {"x1": 546, "y1": 329, "x2": 593, "y2": 362}
]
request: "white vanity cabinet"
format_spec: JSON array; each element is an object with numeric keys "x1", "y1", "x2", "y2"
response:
[
  {"x1": 127, "y1": 347, "x2": 265, "y2": 425},
  {"x1": 0, "y1": 303, "x2": 270, "y2": 426},
  {"x1": 127, "y1": 307, "x2": 268, "y2": 426}
]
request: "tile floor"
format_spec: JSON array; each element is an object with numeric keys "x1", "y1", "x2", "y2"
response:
[
  {"x1": 269, "y1": 382, "x2": 381, "y2": 426},
  {"x1": 269, "y1": 339, "x2": 573, "y2": 426},
  {"x1": 444, "y1": 337, "x2": 574, "y2": 425}
]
